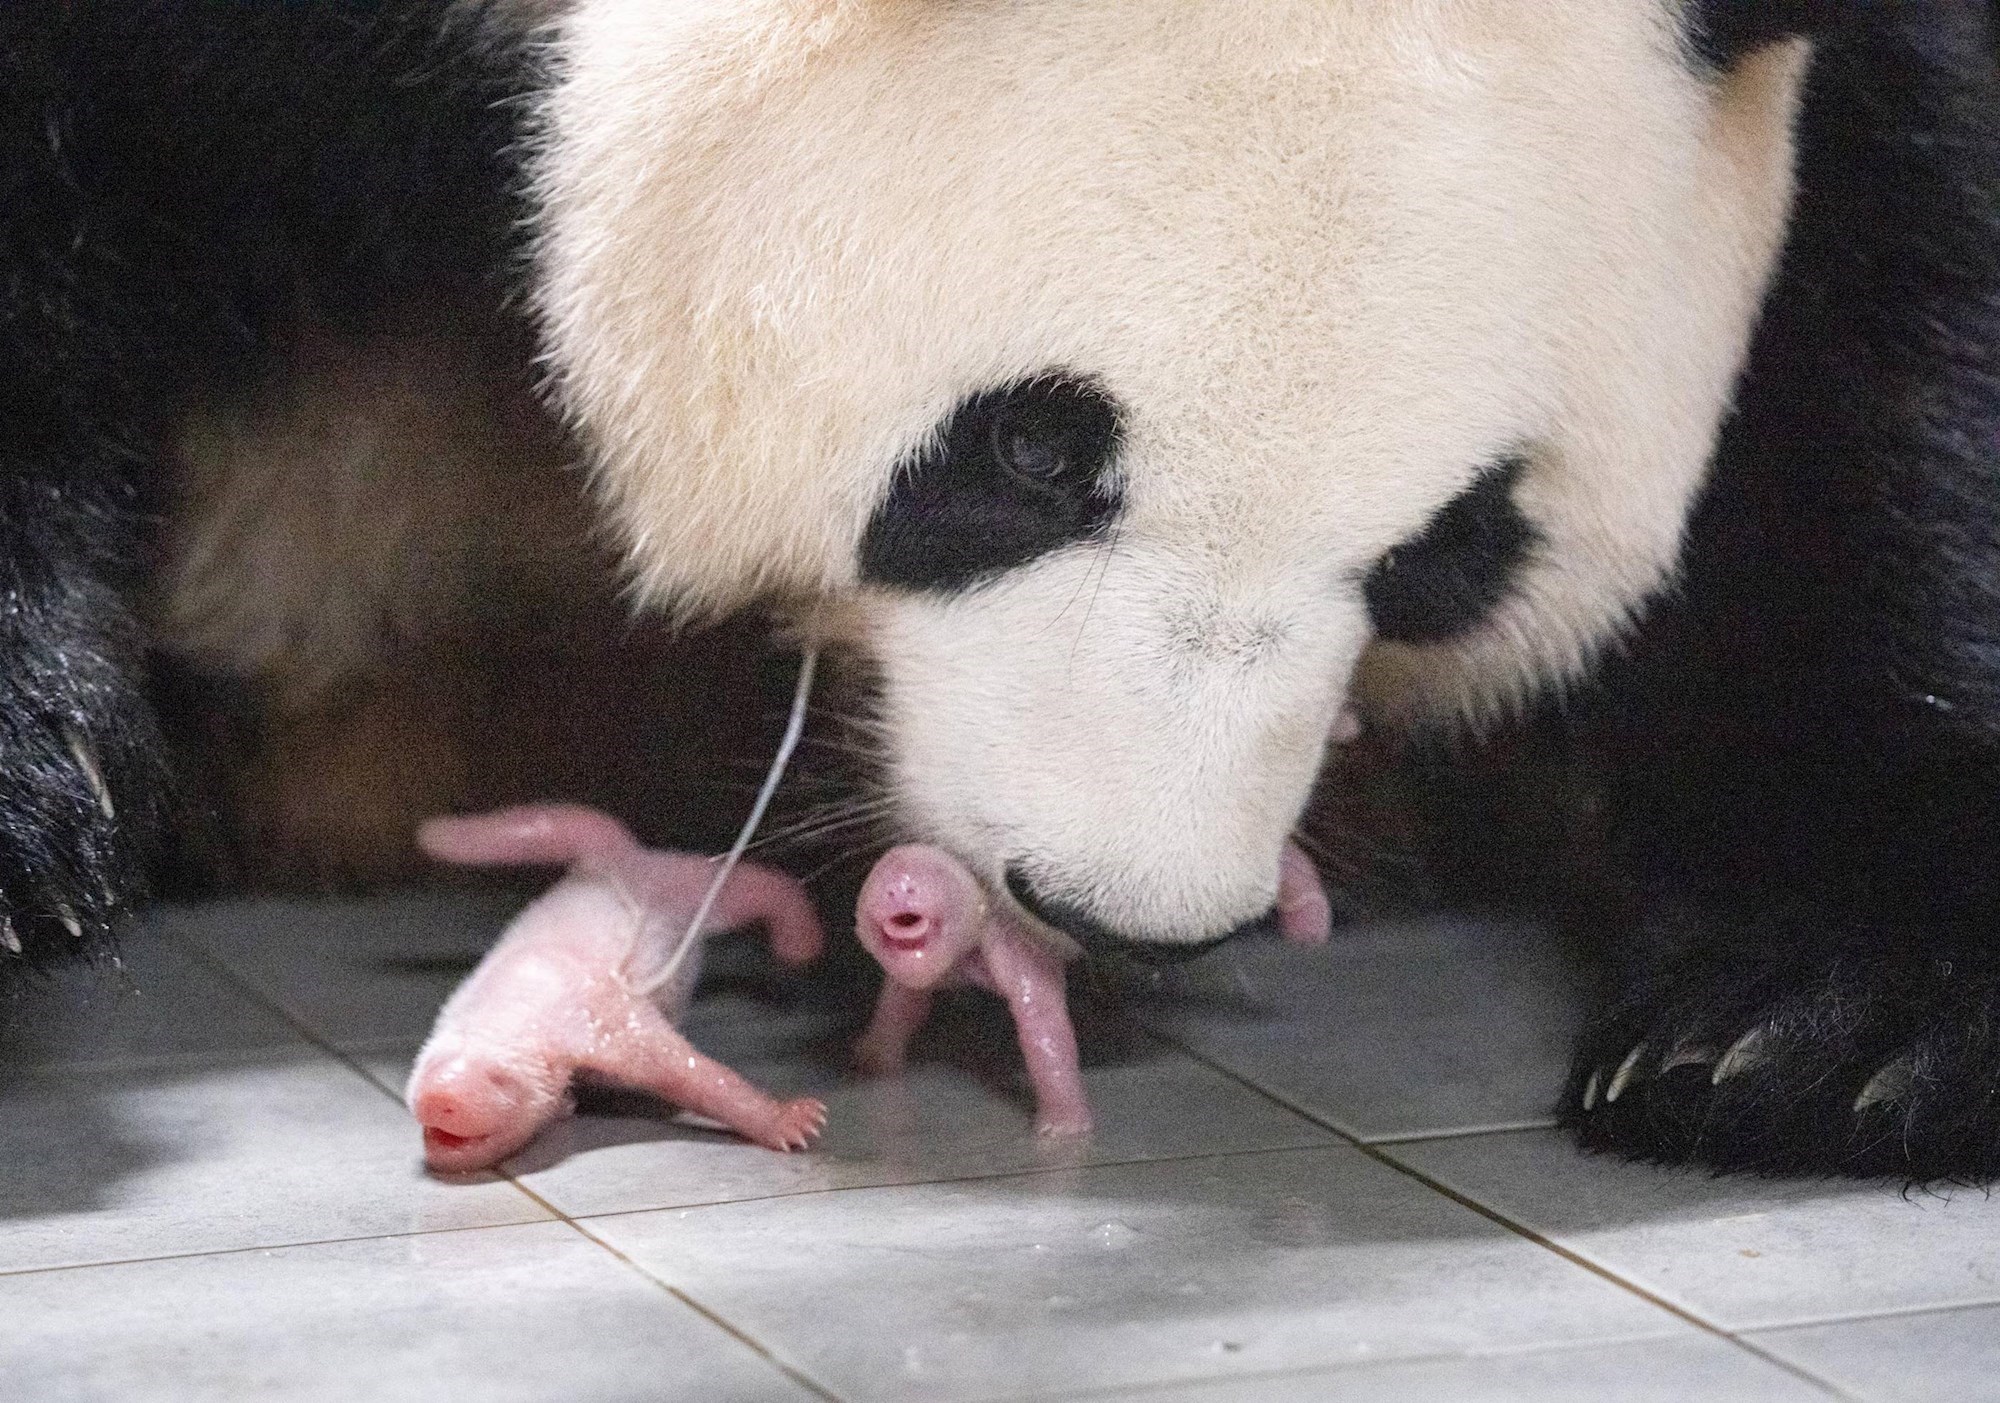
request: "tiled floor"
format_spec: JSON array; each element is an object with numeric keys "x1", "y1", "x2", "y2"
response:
[{"x1": 4, "y1": 897, "x2": 1997, "y2": 1402}]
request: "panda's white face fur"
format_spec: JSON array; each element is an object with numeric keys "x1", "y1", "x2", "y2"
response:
[{"x1": 535, "y1": 0, "x2": 1808, "y2": 950}]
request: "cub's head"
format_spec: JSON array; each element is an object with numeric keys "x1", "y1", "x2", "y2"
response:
[{"x1": 533, "y1": 1, "x2": 1824, "y2": 956}]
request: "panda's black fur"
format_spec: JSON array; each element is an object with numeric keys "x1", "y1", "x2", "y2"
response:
[
  {"x1": 1551, "y1": 0, "x2": 2000, "y2": 1179},
  {"x1": 2, "y1": 0, "x2": 2000, "y2": 1185},
  {"x1": 0, "y1": 2, "x2": 533, "y2": 977}
]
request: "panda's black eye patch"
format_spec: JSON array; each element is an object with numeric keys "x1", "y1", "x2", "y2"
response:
[
  {"x1": 1363, "y1": 455, "x2": 1539, "y2": 645},
  {"x1": 859, "y1": 375, "x2": 1123, "y2": 593}
]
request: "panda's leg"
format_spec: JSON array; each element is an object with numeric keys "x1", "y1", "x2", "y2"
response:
[
  {"x1": 1557, "y1": 417, "x2": 2000, "y2": 1181},
  {"x1": 0, "y1": 416, "x2": 171, "y2": 982},
  {"x1": 1556, "y1": 448, "x2": 2000, "y2": 1179},
  {"x1": 1560, "y1": 5, "x2": 2000, "y2": 1182}
]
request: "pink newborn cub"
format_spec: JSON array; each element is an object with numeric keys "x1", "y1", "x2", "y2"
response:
[
  {"x1": 852, "y1": 843, "x2": 1333, "y2": 1139},
  {"x1": 407, "y1": 804, "x2": 829, "y2": 1173}
]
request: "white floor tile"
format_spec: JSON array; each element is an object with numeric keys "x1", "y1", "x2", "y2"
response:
[
  {"x1": 21, "y1": 893, "x2": 1996, "y2": 1403},
  {"x1": 1132, "y1": 918, "x2": 1578, "y2": 1140},
  {"x1": 0, "y1": 929, "x2": 298, "y2": 1073},
  {"x1": 1396, "y1": 1129, "x2": 2000, "y2": 1330},
  {"x1": 171, "y1": 890, "x2": 837, "y2": 1054},
  {"x1": 0, "y1": 1052, "x2": 547, "y2": 1273},
  {"x1": 0, "y1": 1221, "x2": 819, "y2": 1403},
  {"x1": 163, "y1": 893, "x2": 521, "y2": 1049},
  {"x1": 1754, "y1": 1304, "x2": 2000, "y2": 1403},
  {"x1": 591, "y1": 1145, "x2": 1682, "y2": 1403},
  {"x1": 1070, "y1": 1335, "x2": 1833, "y2": 1402},
  {"x1": 519, "y1": 1034, "x2": 1335, "y2": 1216}
]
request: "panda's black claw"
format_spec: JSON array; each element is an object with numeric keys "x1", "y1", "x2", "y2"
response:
[
  {"x1": 1661, "y1": 1040, "x2": 1718, "y2": 1075},
  {"x1": 1580, "y1": 1067, "x2": 1603, "y2": 1112},
  {"x1": 1602, "y1": 1042, "x2": 1650, "y2": 1104},
  {"x1": 63, "y1": 728, "x2": 117, "y2": 821},
  {"x1": 1563, "y1": 937, "x2": 2000, "y2": 1181},
  {"x1": 0, "y1": 642, "x2": 170, "y2": 987},
  {"x1": 1853, "y1": 1058, "x2": 1919, "y2": 1115},
  {"x1": 1710, "y1": 1025, "x2": 1771, "y2": 1084}
]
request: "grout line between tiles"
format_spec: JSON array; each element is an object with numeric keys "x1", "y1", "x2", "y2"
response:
[
  {"x1": 164, "y1": 929, "x2": 416, "y2": 1092},
  {"x1": 1001, "y1": 1330, "x2": 1795, "y2": 1403},
  {"x1": 505, "y1": 1176, "x2": 848, "y2": 1402},
  {"x1": 1740, "y1": 1292, "x2": 2000, "y2": 1337},
  {"x1": 0, "y1": 1217, "x2": 551, "y2": 1281},
  {"x1": 564, "y1": 1140, "x2": 1339, "y2": 1226},
  {"x1": 1143, "y1": 1025, "x2": 1861, "y2": 1403},
  {"x1": 167, "y1": 930, "x2": 1310, "y2": 1211},
  {"x1": 158, "y1": 922, "x2": 1853, "y2": 1401},
  {"x1": 1367, "y1": 1118, "x2": 1562, "y2": 1145},
  {"x1": 169, "y1": 926, "x2": 849, "y2": 1399},
  {"x1": 1366, "y1": 1153, "x2": 1857, "y2": 1402}
]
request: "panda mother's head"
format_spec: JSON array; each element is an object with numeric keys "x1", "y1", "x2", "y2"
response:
[{"x1": 534, "y1": 0, "x2": 1811, "y2": 954}]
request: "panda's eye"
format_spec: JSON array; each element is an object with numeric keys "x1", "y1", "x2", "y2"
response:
[
  {"x1": 861, "y1": 375, "x2": 1124, "y2": 592},
  {"x1": 1363, "y1": 455, "x2": 1539, "y2": 645},
  {"x1": 989, "y1": 394, "x2": 1094, "y2": 489}
]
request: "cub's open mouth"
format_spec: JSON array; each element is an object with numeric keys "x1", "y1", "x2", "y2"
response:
[{"x1": 879, "y1": 912, "x2": 930, "y2": 951}]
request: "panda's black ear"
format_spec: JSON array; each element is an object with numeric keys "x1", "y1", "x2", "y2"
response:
[{"x1": 1687, "y1": 0, "x2": 1865, "y2": 68}]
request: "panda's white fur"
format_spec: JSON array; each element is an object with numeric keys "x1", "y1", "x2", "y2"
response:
[{"x1": 534, "y1": 1, "x2": 1807, "y2": 947}]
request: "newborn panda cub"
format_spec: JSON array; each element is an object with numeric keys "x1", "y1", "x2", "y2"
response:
[
  {"x1": 406, "y1": 805, "x2": 828, "y2": 1172},
  {"x1": 413, "y1": 816, "x2": 1333, "y2": 1156},
  {"x1": 853, "y1": 844, "x2": 1334, "y2": 1138}
]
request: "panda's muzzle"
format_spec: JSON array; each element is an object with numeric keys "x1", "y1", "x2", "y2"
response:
[{"x1": 1002, "y1": 866, "x2": 1277, "y2": 965}]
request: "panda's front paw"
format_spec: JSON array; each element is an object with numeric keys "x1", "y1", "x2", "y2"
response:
[
  {"x1": 0, "y1": 700, "x2": 168, "y2": 982},
  {"x1": 1561, "y1": 937, "x2": 2000, "y2": 1180}
]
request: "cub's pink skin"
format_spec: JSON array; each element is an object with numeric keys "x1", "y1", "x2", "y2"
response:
[
  {"x1": 852, "y1": 845, "x2": 1091, "y2": 1137},
  {"x1": 407, "y1": 804, "x2": 828, "y2": 1174},
  {"x1": 851, "y1": 842, "x2": 1334, "y2": 1139},
  {"x1": 1276, "y1": 842, "x2": 1335, "y2": 947}
]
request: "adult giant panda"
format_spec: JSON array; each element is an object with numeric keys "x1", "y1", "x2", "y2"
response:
[
  {"x1": 532, "y1": 0, "x2": 2000, "y2": 1179},
  {"x1": 2, "y1": 1, "x2": 1996, "y2": 1181}
]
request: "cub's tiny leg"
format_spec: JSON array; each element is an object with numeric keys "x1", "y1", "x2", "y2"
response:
[
  {"x1": 853, "y1": 983, "x2": 935, "y2": 1076},
  {"x1": 983, "y1": 935, "x2": 1092, "y2": 1138},
  {"x1": 600, "y1": 1013, "x2": 828, "y2": 1154}
]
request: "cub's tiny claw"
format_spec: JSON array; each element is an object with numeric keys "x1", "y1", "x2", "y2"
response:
[
  {"x1": 761, "y1": 1098, "x2": 829, "y2": 1152},
  {"x1": 1033, "y1": 1112, "x2": 1095, "y2": 1139}
]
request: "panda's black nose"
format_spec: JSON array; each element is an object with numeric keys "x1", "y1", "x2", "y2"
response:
[{"x1": 1002, "y1": 866, "x2": 1276, "y2": 965}]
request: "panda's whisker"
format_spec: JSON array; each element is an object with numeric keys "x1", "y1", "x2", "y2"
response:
[
  {"x1": 744, "y1": 819, "x2": 885, "y2": 860},
  {"x1": 746, "y1": 810, "x2": 894, "y2": 855},
  {"x1": 795, "y1": 837, "x2": 899, "y2": 890},
  {"x1": 741, "y1": 797, "x2": 898, "y2": 854},
  {"x1": 1067, "y1": 523, "x2": 1124, "y2": 672},
  {"x1": 751, "y1": 791, "x2": 895, "y2": 831},
  {"x1": 1227, "y1": 950, "x2": 1260, "y2": 1004},
  {"x1": 798, "y1": 734, "x2": 889, "y2": 766}
]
